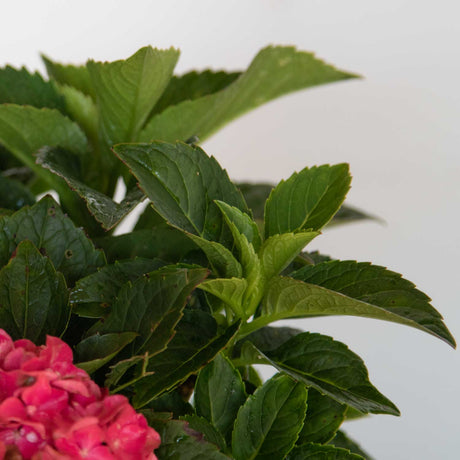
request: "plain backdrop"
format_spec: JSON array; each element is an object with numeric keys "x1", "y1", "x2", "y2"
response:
[{"x1": 1, "y1": 1, "x2": 459, "y2": 458}]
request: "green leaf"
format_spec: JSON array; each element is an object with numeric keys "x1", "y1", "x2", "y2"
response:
[
  {"x1": 215, "y1": 201, "x2": 261, "y2": 250},
  {"x1": 0, "y1": 66, "x2": 65, "y2": 111},
  {"x1": 199, "y1": 278, "x2": 247, "y2": 318},
  {"x1": 0, "y1": 240, "x2": 69, "y2": 343},
  {"x1": 329, "y1": 431, "x2": 373, "y2": 459},
  {"x1": 247, "y1": 332, "x2": 399, "y2": 415},
  {"x1": 232, "y1": 374, "x2": 307, "y2": 460},
  {"x1": 89, "y1": 267, "x2": 208, "y2": 356},
  {"x1": 186, "y1": 234, "x2": 243, "y2": 278},
  {"x1": 195, "y1": 353, "x2": 246, "y2": 442},
  {"x1": 264, "y1": 164, "x2": 351, "y2": 237},
  {"x1": 0, "y1": 196, "x2": 105, "y2": 283},
  {"x1": 287, "y1": 443, "x2": 364, "y2": 460},
  {"x1": 95, "y1": 225, "x2": 197, "y2": 263},
  {"x1": 0, "y1": 175, "x2": 35, "y2": 210},
  {"x1": 260, "y1": 232, "x2": 319, "y2": 281},
  {"x1": 140, "y1": 46, "x2": 357, "y2": 143},
  {"x1": 298, "y1": 389, "x2": 346, "y2": 445},
  {"x1": 134, "y1": 204, "x2": 166, "y2": 230},
  {"x1": 70, "y1": 258, "x2": 164, "y2": 307},
  {"x1": 291, "y1": 260, "x2": 456, "y2": 347},
  {"x1": 42, "y1": 54, "x2": 95, "y2": 98},
  {"x1": 147, "y1": 390, "x2": 194, "y2": 418},
  {"x1": 75, "y1": 331, "x2": 138, "y2": 373},
  {"x1": 328, "y1": 204, "x2": 381, "y2": 228},
  {"x1": 133, "y1": 310, "x2": 240, "y2": 408},
  {"x1": 105, "y1": 353, "x2": 147, "y2": 389},
  {"x1": 238, "y1": 182, "x2": 273, "y2": 221},
  {"x1": 154, "y1": 420, "x2": 230, "y2": 459},
  {"x1": 114, "y1": 141, "x2": 248, "y2": 244},
  {"x1": 151, "y1": 69, "x2": 240, "y2": 116},
  {"x1": 57, "y1": 85, "x2": 98, "y2": 146},
  {"x1": 0, "y1": 105, "x2": 87, "y2": 187},
  {"x1": 37, "y1": 146, "x2": 145, "y2": 230},
  {"x1": 181, "y1": 415, "x2": 227, "y2": 452},
  {"x1": 87, "y1": 46, "x2": 179, "y2": 146}
]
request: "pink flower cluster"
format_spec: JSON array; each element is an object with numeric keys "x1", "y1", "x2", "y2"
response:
[{"x1": 0, "y1": 329, "x2": 161, "y2": 459}]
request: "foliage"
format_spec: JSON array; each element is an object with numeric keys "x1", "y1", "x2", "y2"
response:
[{"x1": 0, "y1": 45, "x2": 454, "y2": 459}]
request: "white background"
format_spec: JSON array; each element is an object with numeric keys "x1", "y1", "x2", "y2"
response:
[{"x1": 1, "y1": 1, "x2": 459, "y2": 458}]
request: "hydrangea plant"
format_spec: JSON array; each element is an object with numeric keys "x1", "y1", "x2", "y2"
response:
[{"x1": 0, "y1": 46, "x2": 455, "y2": 459}]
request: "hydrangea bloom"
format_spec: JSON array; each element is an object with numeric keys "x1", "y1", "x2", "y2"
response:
[{"x1": 0, "y1": 329, "x2": 161, "y2": 459}]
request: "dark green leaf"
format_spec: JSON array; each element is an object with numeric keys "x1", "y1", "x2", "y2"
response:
[
  {"x1": 0, "y1": 66, "x2": 65, "y2": 111},
  {"x1": 232, "y1": 374, "x2": 307, "y2": 460},
  {"x1": 329, "y1": 431, "x2": 373, "y2": 459},
  {"x1": 75, "y1": 331, "x2": 138, "y2": 373},
  {"x1": 264, "y1": 164, "x2": 351, "y2": 237},
  {"x1": 0, "y1": 175, "x2": 35, "y2": 210},
  {"x1": 133, "y1": 310, "x2": 240, "y2": 408},
  {"x1": 87, "y1": 46, "x2": 179, "y2": 146},
  {"x1": 291, "y1": 260, "x2": 456, "y2": 347},
  {"x1": 155, "y1": 419, "x2": 230, "y2": 459},
  {"x1": 140, "y1": 46, "x2": 357, "y2": 143},
  {"x1": 37, "y1": 146, "x2": 145, "y2": 229},
  {"x1": 70, "y1": 257, "x2": 164, "y2": 307},
  {"x1": 298, "y1": 389, "x2": 346, "y2": 445},
  {"x1": 0, "y1": 196, "x2": 105, "y2": 283},
  {"x1": 247, "y1": 332, "x2": 399, "y2": 415},
  {"x1": 151, "y1": 69, "x2": 240, "y2": 116},
  {"x1": 0, "y1": 104, "x2": 87, "y2": 191},
  {"x1": 0, "y1": 240, "x2": 69, "y2": 343},
  {"x1": 105, "y1": 353, "x2": 147, "y2": 388},
  {"x1": 89, "y1": 267, "x2": 208, "y2": 356},
  {"x1": 195, "y1": 353, "x2": 246, "y2": 442},
  {"x1": 147, "y1": 390, "x2": 194, "y2": 418},
  {"x1": 181, "y1": 415, "x2": 227, "y2": 451},
  {"x1": 114, "y1": 141, "x2": 249, "y2": 244},
  {"x1": 42, "y1": 55, "x2": 95, "y2": 98},
  {"x1": 238, "y1": 182, "x2": 273, "y2": 221},
  {"x1": 134, "y1": 204, "x2": 166, "y2": 230},
  {"x1": 95, "y1": 225, "x2": 198, "y2": 263},
  {"x1": 287, "y1": 443, "x2": 364, "y2": 459},
  {"x1": 328, "y1": 205, "x2": 381, "y2": 227}
]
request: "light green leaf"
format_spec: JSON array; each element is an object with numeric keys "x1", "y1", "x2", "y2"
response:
[
  {"x1": 87, "y1": 46, "x2": 179, "y2": 145},
  {"x1": 0, "y1": 66, "x2": 65, "y2": 111},
  {"x1": 291, "y1": 261, "x2": 456, "y2": 347},
  {"x1": 199, "y1": 278, "x2": 247, "y2": 317},
  {"x1": 89, "y1": 267, "x2": 208, "y2": 356},
  {"x1": 298, "y1": 389, "x2": 346, "y2": 445},
  {"x1": 75, "y1": 331, "x2": 138, "y2": 373},
  {"x1": 195, "y1": 353, "x2": 246, "y2": 442},
  {"x1": 42, "y1": 54, "x2": 95, "y2": 98},
  {"x1": 246, "y1": 333, "x2": 399, "y2": 415},
  {"x1": 58, "y1": 85, "x2": 98, "y2": 146},
  {"x1": 151, "y1": 69, "x2": 240, "y2": 116},
  {"x1": 0, "y1": 196, "x2": 105, "y2": 283},
  {"x1": 187, "y1": 234, "x2": 243, "y2": 278},
  {"x1": 287, "y1": 443, "x2": 364, "y2": 460},
  {"x1": 0, "y1": 240, "x2": 69, "y2": 343},
  {"x1": 140, "y1": 46, "x2": 357, "y2": 143},
  {"x1": 133, "y1": 311, "x2": 240, "y2": 408},
  {"x1": 37, "y1": 146, "x2": 145, "y2": 230},
  {"x1": 260, "y1": 231, "x2": 319, "y2": 281},
  {"x1": 264, "y1": 164, "x2": 351, "y2": 237},
  {"x1": 215, "y1": 200, "x2": 261, "y2": 250},
  {"x1": 232, "y1": 374, "x2": 307, "y2": 460},
  {"x1": 114, "y1": 141, "x2": 248, "y2": 244}
]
